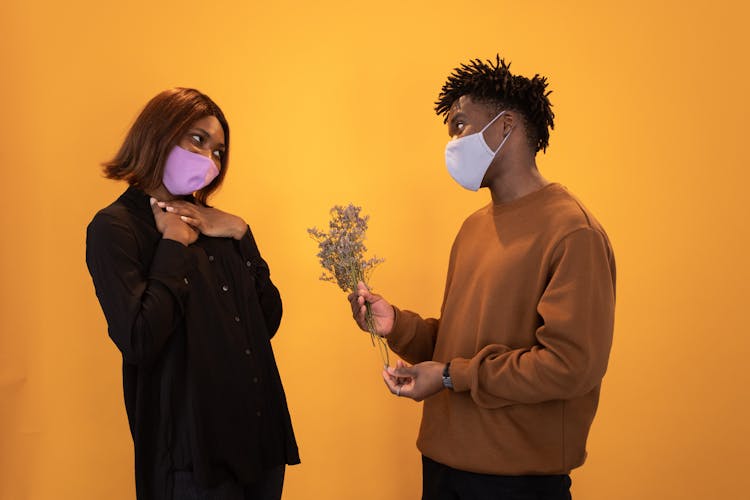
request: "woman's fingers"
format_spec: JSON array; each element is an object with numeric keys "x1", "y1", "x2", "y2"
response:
[
  {"x1": 180, "y1": 215, "x2": 201, "y2": 228},
  {"x1": 154, "y1": 202, "x2": 244, "y2": 240},
  {"x1": 150, "y1": 198, "x2": 163, "y2": 218},
  {"x1": 150, "y1": 198, "x2": 173, "y2": 232},
  {"x1": 157, "y1": 200, "x2": 201, "y2": 217},
  {"x1": 164, "y1": 204, "x2": 200, "y2": 219}
]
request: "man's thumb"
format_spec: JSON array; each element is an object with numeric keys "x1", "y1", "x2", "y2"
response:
[{"x1": 388, "y1": 365, "x2": 412, "y2": 377}]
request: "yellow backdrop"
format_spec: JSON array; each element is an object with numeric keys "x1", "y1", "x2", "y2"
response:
[{"x1": 1, "y1": 0, "x2": 748, "y2": 499}]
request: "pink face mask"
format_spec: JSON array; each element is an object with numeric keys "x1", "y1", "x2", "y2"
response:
[{"x1": 162, "y1": 145, "x2": 220, "y2": 196}]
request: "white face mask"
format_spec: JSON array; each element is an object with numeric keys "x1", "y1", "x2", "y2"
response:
[{"x1": 445, "y1": 111, "x2": 512, "y2": 191}]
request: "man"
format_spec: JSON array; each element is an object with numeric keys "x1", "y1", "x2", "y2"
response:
[{"x1": 349, "y1": 56, "x2": 616, "y2": 500}]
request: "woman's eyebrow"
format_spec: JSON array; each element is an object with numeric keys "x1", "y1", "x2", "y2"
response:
[{"x1": 190, "y1": 128, "x2": 225, "y2": 148}]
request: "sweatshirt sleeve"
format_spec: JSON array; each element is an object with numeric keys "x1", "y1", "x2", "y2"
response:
[
  {"x1": 386, "y1": 307, "x2": 440, "y2": 364},
  {"x1": 387, "y1": 234, "x2": 461, "y2": 364},
  {"x1": 85, "y1": 211, "x2": 191, "y2": 365},
  {"x1": 449, "y1": 227, "x2": 616, "y2": 408}
]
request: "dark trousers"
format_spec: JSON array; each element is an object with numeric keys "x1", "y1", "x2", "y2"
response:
[
  {"x1": 172, "y1": 466, "x2": 285, "y2": 500},
  {"x1": 422, "y1": 456, "x2": 572, "y2": 500}
]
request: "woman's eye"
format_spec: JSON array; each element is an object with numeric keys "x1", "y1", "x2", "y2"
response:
[
  {"x1": 213, "y1": 150, "x2": 222, "y2": 160},
  {"x1": 191, "y1": 134, "x2": 203, "y2": 144},
  {"x1": 457, "y1": 122, "x2": 465, "y2": 131}
]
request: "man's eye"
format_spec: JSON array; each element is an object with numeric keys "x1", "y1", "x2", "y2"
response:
[
  {"x1": 213, "y1": 150, "x2": 223, "y2": 160},
  {"x1": 457, "y1": 122, "x2": 465, "y2": 130}
]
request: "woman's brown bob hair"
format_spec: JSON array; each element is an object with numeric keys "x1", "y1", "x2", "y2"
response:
[{"x1": 103, "y1": 87, "x2": 230, "y2": 206}]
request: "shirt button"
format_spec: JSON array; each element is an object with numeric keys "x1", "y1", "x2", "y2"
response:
[
  {"x1": 244, "y1": 349, "x2": 252, "y2": 356},
  {"x1": 222, "y1": 284, "x2": 229, "y2": 292},
  {"x1": 234, "y1": 316, "x2": 240, "y2": 323},
  {"x1": 183, "y1": 277, "x2": 189, "y2": 285},
  {"x1": 256, "y1": 411, "x2": 262, "y2": 417},
  {"x1": 245, "y1": 260, "x2": 252, "y2": 268},
  {"x1": 208, "y1": 255, "x2": 215, "y2": 262},
  {"x1": 253, "y1": 377, "x2": 259, "y2": 383}
]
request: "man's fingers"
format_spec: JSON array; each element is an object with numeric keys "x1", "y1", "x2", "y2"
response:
[
  {"x1": 349, "y1": 297, "x2": 367, "y2": 322},
  {"x1": 381, "y1": 370, "x2": 399, "y2": 394},
  {"x1": 348, "y1": 297, "x2": 364, "y2": 319},
  {"x1": 357, "y1": 281, "x2": 374, "y2": 300},
  {"x1": 388, "y1": 365, "x2": 415, "y2": 378},
  {"x1": 382, "y1": 370, "x2": 414, "y2": 398}
]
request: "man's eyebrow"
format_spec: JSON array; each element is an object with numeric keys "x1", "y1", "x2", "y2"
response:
[{"x1": 449, "y1": 112, "x2": 466, "y2": 123}]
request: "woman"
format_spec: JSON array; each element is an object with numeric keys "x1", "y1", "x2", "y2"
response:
[{"x1": 86, "y1": 88, "x2": 299, "y2": 500}]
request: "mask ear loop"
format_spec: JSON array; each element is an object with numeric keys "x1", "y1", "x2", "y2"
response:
[
  {"x1": 480, "y1": 111, "x2": 513, "y2": 154},
  {"x1": 480, "y1": 110, "x2": 506, "y2": 134},
  {"x1": 491, "y1": 126, "x2": 514, "y2": 155}
]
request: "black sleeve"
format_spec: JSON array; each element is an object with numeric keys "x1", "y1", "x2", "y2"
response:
[
  {"x1": 85, "y1": 212, "x2": 191, "y2": 365},
  {"x1": 237, "y1": 225, "x2": 283, "y2": 338}
]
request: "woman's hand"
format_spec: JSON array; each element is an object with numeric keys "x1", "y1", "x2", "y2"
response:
[
  {"x1": 156, "y1": 200, "x2": 247, "y2": 240},
  {"x1": 150, "y1": 197, "x2": 198, "y2": 246}
]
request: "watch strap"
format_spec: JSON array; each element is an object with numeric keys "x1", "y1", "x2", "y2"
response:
[{"x1": 442, "y1": 361, "x2": 453, "y2": 390}]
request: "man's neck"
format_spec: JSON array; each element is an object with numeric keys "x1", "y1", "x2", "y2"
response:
[{"x1": 487, "y1": 160, "x2": 550, "y2": 205}]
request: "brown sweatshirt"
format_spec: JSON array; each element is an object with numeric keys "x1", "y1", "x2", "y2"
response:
[{"x1": 388, "y1": 183, "x2": 616, "y2": 475}]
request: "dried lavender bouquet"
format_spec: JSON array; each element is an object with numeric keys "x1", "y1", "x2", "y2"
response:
[{"x1": 308, "y1": 204, "x2": 389, "y2": 366}]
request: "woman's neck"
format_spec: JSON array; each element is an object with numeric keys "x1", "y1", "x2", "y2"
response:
[{"x1": 145, "y1": 184, "x2": 178, "y2": 202}]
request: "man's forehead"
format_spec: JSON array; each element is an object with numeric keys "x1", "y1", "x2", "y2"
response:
[
  {"x1": 447, "y1": 96, "x2": 469, "y2": 119},
  {"x1": 450, "y1": 95, "x2": 470, "y2": 111},
  {"x1": 453, "y1": 94, "x2": 483, "y2": 112}
]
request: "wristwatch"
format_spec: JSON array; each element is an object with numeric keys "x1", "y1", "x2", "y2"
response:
[{"x1": 442, "y1": 361, "x2": 453, "y2": 390}]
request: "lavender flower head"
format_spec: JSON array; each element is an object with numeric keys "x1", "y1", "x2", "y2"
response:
[
  {"x1": 308, "y1": 204, "x2": 389, "y2": 365},
  {"x1": 307, "y1": 204, "x2": 384, "y2": 293}
]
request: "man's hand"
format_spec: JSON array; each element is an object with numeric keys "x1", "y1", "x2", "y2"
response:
[
  {"x1": 347, "y1": 281, "x2": 395, "y2": 337},
  {"x1": 156, "y1": 200, "x2": 247, "y2": 240},
  {"x1": 150, "y1": 197, "x2": 198, "y2": 246},
  {"x1": 382, "y1": 360, "x2": 446, "y2": 402}
]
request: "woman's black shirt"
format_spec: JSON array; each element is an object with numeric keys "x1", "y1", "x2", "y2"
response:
[{"x1": 86, "y1": 187, "x2": 299, "y2": 499}]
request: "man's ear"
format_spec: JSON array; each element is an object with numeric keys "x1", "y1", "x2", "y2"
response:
[{"x1": 502, "y1": 111, "x2": 517, "y2": 136}]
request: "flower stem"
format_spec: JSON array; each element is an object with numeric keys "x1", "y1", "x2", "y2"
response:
[{"x1": 365, "y1": 301, "x2": 389, "y2": 368}]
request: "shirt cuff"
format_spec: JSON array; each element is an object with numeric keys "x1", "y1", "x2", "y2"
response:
[
  {"x1": 386, "y1": 306, "x2": 416, "y2": 353},
  {"x1": 448, "y1": 357, "x2": 472, "y2": 393},
  {"x1": 149, "y1": 237, "x2": 191, "y2": 302}
]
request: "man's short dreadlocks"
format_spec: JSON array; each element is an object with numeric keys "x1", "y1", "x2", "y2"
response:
[{"x1": 435, "y1": 55, "x2": 555, "y2": 153}]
